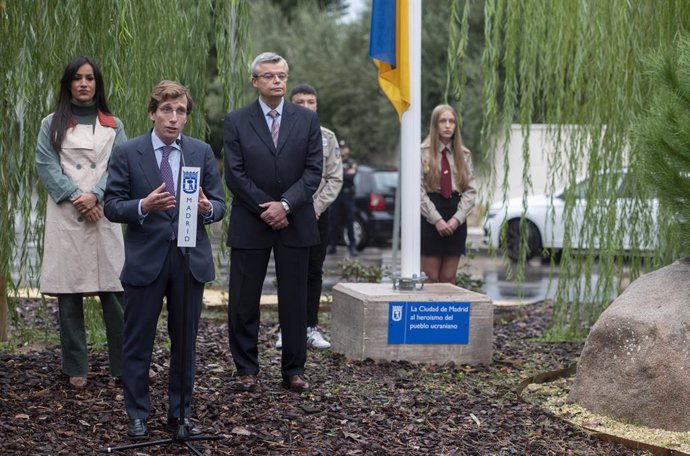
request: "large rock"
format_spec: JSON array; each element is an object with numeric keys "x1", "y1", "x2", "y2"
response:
[{"x1": 568, "y1": 257, "x2": 690, "y2": 431}]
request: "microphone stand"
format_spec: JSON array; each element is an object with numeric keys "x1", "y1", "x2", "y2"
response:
[
  {"x1": 99, "y1": 246, "x2": 223, "y2": 455},
  {"x1": 99, "y1": 140, "x2": 223, "y2": 455}
]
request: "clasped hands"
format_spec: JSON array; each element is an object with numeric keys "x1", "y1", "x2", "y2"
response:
[
  {"x1": 72, "y1": 193, "x2": 102, "y2": 223},
  {"x1": 435, "y1": 217, "x2": 460, "y2": 237},
  {"x1": 260, "y1": 201, "x2": 289, "y2": 230},
  {"x1": 141, "y1": 183, "x2": 212, "y2": 215}
]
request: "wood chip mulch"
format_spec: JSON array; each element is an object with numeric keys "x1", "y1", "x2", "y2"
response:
[{"x1": 0, "y1": 299, "x2": 650, "y2": 455}]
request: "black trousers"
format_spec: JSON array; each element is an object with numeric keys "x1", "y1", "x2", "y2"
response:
[
  {"x1": 122, "y1": 243, "x2": 204, "y2": 420},
  {"x1": 228, "y1": 239, "x2": 309, "y2": 378},
  {"x1": 329, "y1": 192, "x2": 355, "y2": 248},
  {"x1": 307, "y1": 209, "x2": 330, "y2": 327}
]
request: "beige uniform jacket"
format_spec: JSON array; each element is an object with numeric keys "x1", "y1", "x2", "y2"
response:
[
  {"x1": 420, "y1": 144, "x2": 477, "y2": 225},
  {"x1": 313, "y1": 126, "x2": 343, "y2": 215}
]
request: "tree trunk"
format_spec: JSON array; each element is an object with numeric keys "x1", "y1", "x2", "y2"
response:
[{"x1": 0, "y1": 275, "x2": 8, "y2": 342}]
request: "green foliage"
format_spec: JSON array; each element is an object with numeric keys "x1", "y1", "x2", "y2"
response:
[
  {"x1": 446, "y1": 0, "x2": 486, "y2": 167},
  {"x1": 337, "y1": 258, "x2": 384, "y2": 283},
  {"x1": 243, "y1": 0, "x2": 487, "y2": 166},
  {"x1": 1, "y1": 0, "x2": 252, "y2": 339},
  {"x1": 634, "y1": 35, "x2": 690, "y2": 252},
  {"x1": 0, "y1": 297, "x2": 56, "y2": 351},
  {"x1": 213, "y1": 0, "x2": 252, "y2": 113},
  {"x1": 244, "y1": 0, "x2": 397, "y2": 165},
  {"x1": 266, "y1": 0, "x2": 347, "y2": 19},
  {"x1": 455, "y1": 268, "x2": 483, "y2": 294},
  {"x1": 83, "y1": 296, "x2": 107, "y2": 348},
  {"x1": 2, "y1": 0, "x2": 214, "y2": 286},
  {"x1": 212, "y1": 0, "x2": 252, "y2": 258},
  {"x1": 479, "y1": 0, "x2": 690, "y2": 338}
]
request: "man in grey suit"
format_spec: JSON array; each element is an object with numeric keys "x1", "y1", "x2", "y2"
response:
[
  {"x1": 104, "y1": 80, "x2": 225, "y2": 439},
  {"x1": 224, "y1": 52, "x2": 322, "y2": 394}
]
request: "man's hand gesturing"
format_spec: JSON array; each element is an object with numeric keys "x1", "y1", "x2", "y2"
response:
[{"x1": 141, "y1": 183, "x2": 176, "y2": 213}]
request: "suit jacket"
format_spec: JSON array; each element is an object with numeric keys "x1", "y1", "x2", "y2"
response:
[
  {"x1": 223, "y1": 100, "x2": 322, "y2": 249},
  {"x1": 104, "y1": 132, "x2": 226, "y2": 286}
]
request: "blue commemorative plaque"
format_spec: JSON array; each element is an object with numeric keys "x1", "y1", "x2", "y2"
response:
[{"x1": 387, "y1": 301, "x2": 471, "y2": 344}]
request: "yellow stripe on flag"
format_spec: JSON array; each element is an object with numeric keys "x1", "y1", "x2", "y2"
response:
[{"x1": 372, "y1": 0, "x2": 410, "y2": 119}]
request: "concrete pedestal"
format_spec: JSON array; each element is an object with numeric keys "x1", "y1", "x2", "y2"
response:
[{"x1": 331, "y1": 282, "x2": 493, "y2": 364}]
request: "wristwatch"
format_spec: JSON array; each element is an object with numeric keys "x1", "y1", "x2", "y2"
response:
[{"x1": 281, "y1": 199, "x2": 291, "y2": 214}]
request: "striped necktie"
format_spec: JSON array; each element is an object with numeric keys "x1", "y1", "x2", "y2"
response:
[{"x1": 268, "y1": 110, "x2": 280, "y2": 147}]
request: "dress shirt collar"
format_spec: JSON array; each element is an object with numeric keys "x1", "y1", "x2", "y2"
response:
[
  {"x1": 258, "y1": 97, "x2": 284, "y2": 118},
  {"x1": 151, "y1": 130, "x2": 182, "y2": 152},
  {"x1": 437, "y1": 141, "x2": 453, "y2": 155}
]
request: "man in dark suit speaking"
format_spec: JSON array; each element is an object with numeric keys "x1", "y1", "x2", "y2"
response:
[
  {"x1": 224, "y1": 52, "x2": 322, "y2": 393},
  {"x1": 104, "y1": 80, "x2": 225, "y2": 439}
]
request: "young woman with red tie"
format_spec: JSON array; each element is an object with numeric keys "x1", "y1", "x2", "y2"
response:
[{"x1": 420, "y1": 104, "x2": 477, "y2": 283}]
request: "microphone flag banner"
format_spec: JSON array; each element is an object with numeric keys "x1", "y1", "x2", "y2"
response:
[{"x1": 177, "y1": 166, "x2": 201, "y2": 247}]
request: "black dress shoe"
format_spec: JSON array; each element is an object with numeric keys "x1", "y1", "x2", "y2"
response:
[
  {"x1": 127, "y1": 418, "x2": 148, "y2": 440},
  {"x1": 167, "y1": 417, "x2": 202, "y2": 436}
]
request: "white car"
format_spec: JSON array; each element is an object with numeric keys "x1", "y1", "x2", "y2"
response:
[{"x1": 483, "y1": 170, "x2": 658, "y2": 261}]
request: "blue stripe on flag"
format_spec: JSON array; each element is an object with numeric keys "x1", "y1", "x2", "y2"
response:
[{"x1": 368, "y1": 0, "x2": 396, "y2": 66}]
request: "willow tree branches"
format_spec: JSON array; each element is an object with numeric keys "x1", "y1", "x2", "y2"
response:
[
  {"x1": 0, "y1": 0, "x2": 250, "y2": 341},
  {"x1": 477, "y1": 0, "x2": 690, "y2": 338}
]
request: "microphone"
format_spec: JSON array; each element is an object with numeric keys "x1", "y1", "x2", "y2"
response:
[{"x1": 176, "y1": 138, "x2": 186, "y2": 166}]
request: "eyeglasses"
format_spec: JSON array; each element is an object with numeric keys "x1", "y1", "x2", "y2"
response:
[
  {"x1": 254, "y1": 73, "x2": 288, "y2": 81},
  {"x1": 159, "y1": 106, "x2": 188, "y2": 116}
]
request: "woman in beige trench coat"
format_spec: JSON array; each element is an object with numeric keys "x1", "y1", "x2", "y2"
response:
[{"x1": 36, "y1": 56, "x2": 126, "y2": 389}]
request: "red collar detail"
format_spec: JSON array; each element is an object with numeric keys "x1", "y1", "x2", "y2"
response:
[
  {"x1": 97, "y1": 111, "x2": 118, "y2": 128},
  {"x1": 66, "y1": 110, "x2": 118, "y2": 129}
]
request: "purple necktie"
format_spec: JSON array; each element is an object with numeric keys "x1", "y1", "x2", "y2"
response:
[
  {"x1": 160, "y1": 145, "x2": 175, "y2": 196},
  {"x1": 268, "y1": 110, "x2": 280, "y2": 147}
]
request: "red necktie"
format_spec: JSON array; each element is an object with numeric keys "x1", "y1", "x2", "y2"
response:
[{"x1": 440, "y1": 147, "x2": 452, "y2": 199}]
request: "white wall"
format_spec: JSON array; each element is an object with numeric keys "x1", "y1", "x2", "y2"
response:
[{"x1": 477, "y1": 124, "x2": 587, "y2": 206}]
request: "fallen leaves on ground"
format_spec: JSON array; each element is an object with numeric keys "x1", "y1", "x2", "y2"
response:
[{"x1": 0, "y1": 299, "x2": 652, "y2": 455}]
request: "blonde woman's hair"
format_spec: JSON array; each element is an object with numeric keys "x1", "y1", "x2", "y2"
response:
[{"x1": 421, "y1": 104, "x2": 471, "y2": 191}]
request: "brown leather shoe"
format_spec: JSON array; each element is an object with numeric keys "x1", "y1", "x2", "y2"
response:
[
  {"x1": 282, "y1": 375, "x2": 310, "y2": 393},
  {"x1": 69, "y1": 376, "x2": 87, "y2": 389},
  {"x1": 236, "y1": 374, "x2": 257, "y2": 392}
]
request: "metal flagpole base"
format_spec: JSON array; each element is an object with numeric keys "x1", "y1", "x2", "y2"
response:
[{"x1": 390, "y1": 272, "x2": 427, "y2": 291}]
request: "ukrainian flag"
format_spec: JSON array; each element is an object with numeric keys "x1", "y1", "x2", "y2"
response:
[{"x1": 369, "y1": 0, "x2": 410, "y2": 119}]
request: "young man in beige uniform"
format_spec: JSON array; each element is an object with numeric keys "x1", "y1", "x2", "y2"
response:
[{"x1": 275, "y1": 83, "x2": 343, "y2": 349}]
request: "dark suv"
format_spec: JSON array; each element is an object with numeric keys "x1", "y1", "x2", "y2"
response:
[{"x1": 342, "y1": 165, "x2": 398, "y2": 251}]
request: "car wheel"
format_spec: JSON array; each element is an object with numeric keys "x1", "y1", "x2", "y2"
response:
[
  {"x1": 343, "y1": 218, "x2": 367, "y2": 251},
  {"x1": 504, "y1": 219, "x2": 541, "y2": 262}
]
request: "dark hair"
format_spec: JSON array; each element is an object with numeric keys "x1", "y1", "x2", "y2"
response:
[
  {"x1": 147, "y1": 80, "x2": 193, "y2": 115},
  {"x1": 289, "y1": 83, "x2": 317, "y2": 100},
  {"x1": 49, "y1": 55, "x2": 111, "y2": 152}
]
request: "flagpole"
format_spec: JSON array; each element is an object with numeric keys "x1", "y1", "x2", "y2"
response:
[{"x1": 399, "y1": 0, "x2": 422, "y2": 280}]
